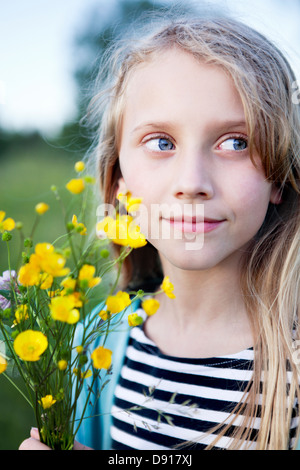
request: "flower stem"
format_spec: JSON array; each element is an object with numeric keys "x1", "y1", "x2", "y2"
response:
[{"x1": 2, "y1": 372, "x2": 33, "y2": 408}]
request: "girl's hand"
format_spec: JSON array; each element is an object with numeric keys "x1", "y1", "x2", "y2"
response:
[
  {"x1": 19, "y1": 428, "x2": 51, "y2": 450},
  {"x1": 18, "y1": 427, "x2": 93, "y2": 450}
]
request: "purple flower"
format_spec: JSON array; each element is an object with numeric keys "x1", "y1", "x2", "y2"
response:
[{"x1": 0, "y1": 270, "x2": 17, "y2": 310}]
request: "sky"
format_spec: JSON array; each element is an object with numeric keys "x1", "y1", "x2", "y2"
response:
[{"x1": 1, "y1": 0, "x2": 300, "y2": 136}]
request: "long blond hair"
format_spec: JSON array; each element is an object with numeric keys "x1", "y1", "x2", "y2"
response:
[{"x1": 87, "y1": 13, "x2": 300, "y2": 449}]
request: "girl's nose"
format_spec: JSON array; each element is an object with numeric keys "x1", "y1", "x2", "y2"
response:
[{"x1": 172, "y1": 150, "x2": 215, "y2": 200}]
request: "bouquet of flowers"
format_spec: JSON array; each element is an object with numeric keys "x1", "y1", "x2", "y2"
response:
[{"x1": 0, "y1": 161, "x2": 174, "y2": 450}]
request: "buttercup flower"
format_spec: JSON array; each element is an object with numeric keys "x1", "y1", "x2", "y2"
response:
[
  {"x1": 78, "y1": 264, "x2": 101, "y2": 288},
  {"x1": 18, "y1": 243, "x2": 70, "y2": 287},
  {"x1": 58, "y1": 359, "x2": 68, "y2": 371},
  {"x1": 91, "y1": 346, "x2": 112, "y2": 370},
  {"x1": 161, "y1": 276, "x2": 176, "y2": 299},
  {"x1": 128, "y1": 313, "x2": 143, "y2": 327},
  {"x1": 66, "y1": 178, "x2": 85, "y2": 194},
  {"x1": 14, "y1": 330, "x2": 48, "y2": 362},
  {"x1": 73, "y1": 368, "x2": 92, "y2": 379},
  {"x1": 13, "y1": 304, "x2": 29, "y2": 325},
  {"x1": 74, "y1": 161, "x2": 85, "y2": 173},
  {"x1": 61, "y1": 276, "x2": 77, "y2": 292},
  {"x1": 49, "y1": 296, "x2": 80, "y2": 324},
  {"x1": 39, "y1": 272, "x2": 53, "y2": 290},
  {"x1": 31, "y1": 243, "x2": 70, "y2": 278},
  {"x1": 35, "y1": 203, "x2": 49, "y2": 215},
  {"x1": 0, "y1": 211, "x2": 15, "y2": 233},
  {"x1": 40, "y1": 395, "x2": 56, "y2": 410},
  {"x1": 142, "y1": 298, "x2": 160, "y2": 316},
  {"x1": 72, "y1": 215, "x2": 87, "y2": 235},
  {"x1": 18, "y1": 263, "x2": 40, "y2": 287},
  {"x1": 96, "y1": 215, "x2": 147, "y2": 248},
  {"x1": 106, "y1": 291, "x2": 131, "y2": 314},
  {"x1": 65, "y1": 292, "x2": 83, "y2": 308},
  {"x1": 98, "y1": 309, "x2": 110, "y2": 321},
  {"x1": 117, "y1": 191, "x2": 143, "y2": 214},
  {"x1": 81, "y1": 369, "x2": 92, "y2": 379},
  {"x1": 0, "y1": 355, "x2": 7, "y2": 374}
]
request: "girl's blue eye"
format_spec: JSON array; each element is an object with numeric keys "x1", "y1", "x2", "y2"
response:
[
  {"x1": 145, "y1": 137, "x2": 175, "y2": 151},
  {"x1": 219, "y1": 138, "x2": 248, "y2": 151}
]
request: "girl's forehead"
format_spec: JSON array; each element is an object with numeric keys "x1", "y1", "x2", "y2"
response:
[
  {"x1": 124, "y1": 47, "x2": 239, "y2": 101},
  {"x1": 123, "y1": 47, "x2": 245, "y2": 124}
]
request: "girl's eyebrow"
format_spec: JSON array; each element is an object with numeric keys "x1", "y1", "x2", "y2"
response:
[
  {"x1": 131, "y1": 119, "x2": 248, "y2": 134},
  {"x1": 214, "y1": 119, "x2": 248, "y2": 132},
  {"x1": 131, "y1": 122, "x2": 175, "y2": 134}
]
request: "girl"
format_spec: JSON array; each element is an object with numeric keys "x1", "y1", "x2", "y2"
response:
[{"x1": 20, "y1": 13, "x2": 300, "y2": 450}]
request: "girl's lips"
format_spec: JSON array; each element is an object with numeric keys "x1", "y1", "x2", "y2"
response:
[{"x1": 164, "y1": 217, "x2": 226, "y2": 234}]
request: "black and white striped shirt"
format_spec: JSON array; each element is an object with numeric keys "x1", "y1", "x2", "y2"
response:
[
  {"x1": 111, "y1": 318, "x2": 258, "y2": 450},
  {"x1": 110, "y1": 317, "x2": 299, "y2": 450}
]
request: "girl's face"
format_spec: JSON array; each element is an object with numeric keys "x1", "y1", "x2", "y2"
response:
[{"x1": 118, "y1": 48, "x2": 279, "y2": 272}]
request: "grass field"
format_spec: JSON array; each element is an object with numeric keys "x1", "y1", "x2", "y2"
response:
[{"x1": 0, "y1": 133, "x2": 86, "y2": 449}]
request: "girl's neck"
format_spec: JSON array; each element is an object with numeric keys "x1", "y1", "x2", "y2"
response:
[
  {"x1": 158, "y1": 253, "x2": 245, "y2": 325},
  {"x1": 143, "y1": 253, "x2": 253, "y2": 358}
]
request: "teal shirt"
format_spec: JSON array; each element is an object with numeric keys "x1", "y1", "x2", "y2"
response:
[{"x1": 74, "y1": 303, "x2": 134, "y2": 450}]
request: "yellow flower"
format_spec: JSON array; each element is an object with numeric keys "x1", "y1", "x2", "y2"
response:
[
  {"x1": 40, "y1": 395, "x2": 56, "y2": 410},
  {"x1": 76, "y1": 345, "x2": 84, "y2": 354},
  {"x1": 18, "y1": 263, "x2": 40, "y2": 287},
  {"x1": 73, "y1": 368, "x2": 92, "y2": 379},
  {"x1": 72, "y1": 214, "x2": 87, "y2": 235},
  {"x1": 0, "y1": 211, "x2": 15, "y2": 233},
  {"x1": 60, "y1": 276, "x2": 77, "y2": 292},
  {"x1": 66, "y1": 178, "x2": 85, "y2": 194},
  {"x1": 58, "y1": 359, "x2": 68, "y2": 371},
  {"x1": 74, "y1": 161, "x2": 85, "y2": 173},
  {"x1": 96, "y1": 215, "x2": 147, "y2": 249},
  {"x1": 78, "y1": 264, "x2": 101, "y2": 288},
  {"x1": 81, "y1": 369, "x2": 92, "y2": 379},
  {"x1": 49, "y1": 296, "x2": 80, "y2": 324},
  {"x1": 39, "y1": 272, "x2": 53, "y2": 290},
  {"x1": 13, "y1": 305, "x2": 29, "y2": 324},
  {"x1": 14, "y1": 330, "x2": 48, "y2": 362},
  {"x1": 65, "y1": 292, "x2": 83, "y2": 308},
  {"x1": 117, "y1": 191, "x2": 143, "y2": 214},
  {"x1": 106, "y1": 291, "x2": 131, "y2": 314},
  {"x1": 142, "y1": 298, "x2": 160, "y2": 316},
  {"x1": 126, "y1": 220, "x2": 147, "y2": 249},
  {"x1": 98, "y1": 309, "x2": 110, "y2": 321},
  {"x1": 96, "y1": 216, "x2": 117, "y2": 239},
  {"x1": 18, "y1": 244, "x2": 69, "y2": 286},
  {"x1": 35, "y1": 202, "x2": 49, "y2": 215},
  {"x1": 128, "y1": 313, "x2": 143, "y2": 327},
  {"x1": 32, "y1": 243, "x2": 70, "y2": 278},
  {"x1": 0, "y1": 355, "x2": 7, "y2": 374},
  {"x1": 91, "y1": 346, "x2": 112, "y2": 370},
  {"x1": 161, "y1": 276, "x2": 176, "y2": 299}
]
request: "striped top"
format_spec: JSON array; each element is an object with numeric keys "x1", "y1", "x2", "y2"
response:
[{"x1": 110, "y1": 315, "x2": 299, "y2": 450}]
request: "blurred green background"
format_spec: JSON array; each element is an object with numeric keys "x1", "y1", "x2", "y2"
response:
[
  {"x1": 1, "y1": 0, "x2": 300, "y2": 449},
  {"x1": 0, "y1": 132, "x2": 81, "y2": 449}
]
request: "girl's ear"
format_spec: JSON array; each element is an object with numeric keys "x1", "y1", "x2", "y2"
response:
[{"x1": 270, "y1": 184, "x2": 282, "y2": 205}]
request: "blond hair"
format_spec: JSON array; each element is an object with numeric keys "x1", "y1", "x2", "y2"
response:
[{"x1": 87, "y1": 14, "x2": 300, "y2": 449}]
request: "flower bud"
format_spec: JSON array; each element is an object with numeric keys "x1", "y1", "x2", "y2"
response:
[
  {"x1": 24, "y1": 238, "x2": 33, "y2": 248},
  {"x1": 2, "y1": 231, "x2": 12, "y2": 241},
  {"x1": 100, "y1": 249, "x2": 110, "y2": 258}
]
